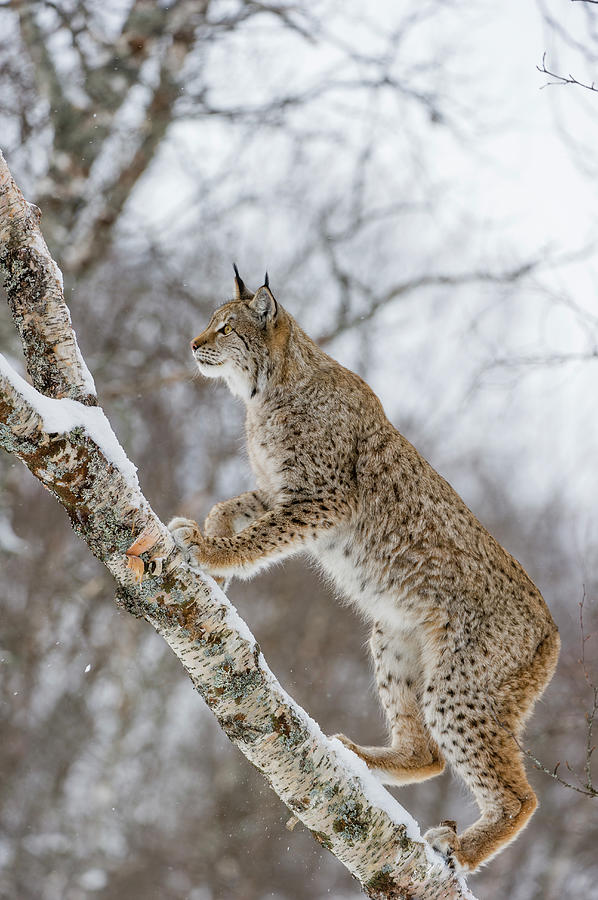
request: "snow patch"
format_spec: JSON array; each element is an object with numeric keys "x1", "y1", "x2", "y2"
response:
[
  {"x1": 72, "y1": 339, "x2": 96, "y2": 395},
  {"x1": 0, "y1": 355, "x2": 138, "y2": 491},
  {"x1": 191, "y1": 570, "x2": 259, "y2": 647},
  {"x1": 457, "y1": 876, "x2": 478, "y2": 900},
  {"x1": 328, "y1": 737, "x2": 423, "y2": 842}
]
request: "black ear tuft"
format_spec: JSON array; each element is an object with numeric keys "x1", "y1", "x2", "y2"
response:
[
  {"x1": 264, "y1": 271, "x2": 269, "y2": 288},
  {"x1": 232, "y1": 263, "x2": 254, "y2": 301}
]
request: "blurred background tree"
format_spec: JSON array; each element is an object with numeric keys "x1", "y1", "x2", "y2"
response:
[{"x1": 0, "y1": 1, "x2": 597, "y2": 898}]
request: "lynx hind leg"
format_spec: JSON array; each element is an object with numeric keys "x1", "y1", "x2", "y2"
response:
[
  {"x1": 204, "y1": 490, "x2": 268, "y2": 538},
  {"x1": 336, "y1": 624, "x2": 444, "y2": 786},
  {"x1": 494, "y1": 627, "x2": 560, "y2": 735},
  {"x1": 421, "y1": 636, "x2": 559, "y2": 872},
  {"x1": 424, "y1": 749, "x2": 537, "y2": 874}
]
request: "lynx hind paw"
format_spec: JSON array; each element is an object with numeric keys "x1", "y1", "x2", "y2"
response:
[
  {"x1": 168, "y1": 516, "x2": 202, "y2": 550},
  {"x1": 423, "y1": 823, "x2": 462, "y2": 869},
  {"x1": 330, "y1": 733, "x2": 362, "y2": 755}
]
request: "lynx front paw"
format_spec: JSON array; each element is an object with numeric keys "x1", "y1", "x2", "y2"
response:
[
  {"x1": 424, "y1": 822, "x2": 464, "y2": 870},
  {"x1": 168, "y1": 516, "x2": 204, "y2": 558}
]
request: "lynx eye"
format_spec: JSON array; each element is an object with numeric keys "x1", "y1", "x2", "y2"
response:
[{"x1": 219, "y1": 323, "x2": 232, "y2": 335}]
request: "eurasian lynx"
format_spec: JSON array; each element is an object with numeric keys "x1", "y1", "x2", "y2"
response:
[{"x1": 169, "y1": 269, "x2": 560, "y2": 872}]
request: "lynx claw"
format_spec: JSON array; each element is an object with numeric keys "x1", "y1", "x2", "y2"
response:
[
  {"x1": 423, "y1": 823, "x2": 463, "y2": 870},
  {"x1": 168, "y1": 516, "x2": 201, "y2": 549},
  {"x1": 167, "y1": 516, "x2": 227, "y2": 582}
]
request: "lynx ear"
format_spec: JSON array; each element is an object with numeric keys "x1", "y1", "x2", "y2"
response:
[
  {"x1": 249, "y1": 283, "x2": 277, "y2": 324},
  {"x1": 233, "y1": 263, "x2": 254, "y2": 301}
]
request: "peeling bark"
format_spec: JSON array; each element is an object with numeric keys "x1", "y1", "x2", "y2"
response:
[{"x1": 0, "y1": 150, "x2": 476, "y2": 900}]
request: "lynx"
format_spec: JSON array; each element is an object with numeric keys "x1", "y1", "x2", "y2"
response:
[{"x1": 169, "y1": 268, "x2": 560, "y2": 872}]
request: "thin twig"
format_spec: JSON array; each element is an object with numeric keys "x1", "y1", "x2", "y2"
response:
[
  {"x1": 479, "y1": 349, "x2": 598, "y2": 374},
  {"x1": 537, "y1": 51, "x2": 598, "y2": 92},
  {"x1": 489, "y1": 707, "x2": 596, "y2": 797},
  {"x1": 489, "y1": 589, "x2": 597, "y2": 798},
  {"x1": 579, "y1": 589, "x2": 597, "y2": 794}
]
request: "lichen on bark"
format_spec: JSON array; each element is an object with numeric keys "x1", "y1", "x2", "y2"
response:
[{"x1": 0, "y1": 153, "x2": 96, "y2": 404}]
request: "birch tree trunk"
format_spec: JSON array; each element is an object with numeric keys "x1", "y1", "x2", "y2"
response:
[{"x1": 0, "y1": 150, "x2": 476, "y2": 900}]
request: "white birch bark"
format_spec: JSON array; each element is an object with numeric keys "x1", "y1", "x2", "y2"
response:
[
  {"x1": 0, "y1": 149, "x2": 476, "y2": 900},
  {"x1": 0, "y1": 155, "x2": 96, "y2": 403}
]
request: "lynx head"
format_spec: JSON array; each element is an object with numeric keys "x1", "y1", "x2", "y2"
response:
[{"x1": 191, "y1": 267, "x2": 286, "y2": 401}]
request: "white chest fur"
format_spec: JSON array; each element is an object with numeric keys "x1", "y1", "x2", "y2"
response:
[
  {"x1": 313, "y1": 531, "x2": 415, "y2": 633},
  {"x1": 245, "y1": 427, "x2": 285, "y2": 500}
]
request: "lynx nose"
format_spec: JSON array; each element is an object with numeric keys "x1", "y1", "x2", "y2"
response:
[{"x1": 191, "y1": 337, "x2": 203, "y2": 352}]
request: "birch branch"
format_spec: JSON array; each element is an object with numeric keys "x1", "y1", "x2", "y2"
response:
[
  {"x1": 0, "y1": 157, "x2": 96, "y2": 403},
  {"x1": 0, "y1": 150, "x2": 475, "y2": 900}
]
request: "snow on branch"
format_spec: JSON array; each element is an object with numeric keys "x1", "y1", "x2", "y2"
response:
[{"x1": 0, "y1": 150, "x2": 476, "y2": 900}]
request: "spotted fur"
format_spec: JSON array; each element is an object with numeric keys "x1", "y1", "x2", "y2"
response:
[{"x1": 169, "y1": 272, "x2": 560, "y2": 872}]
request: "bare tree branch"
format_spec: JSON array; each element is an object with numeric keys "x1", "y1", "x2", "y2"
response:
[
  {"x1": 317, "y1": 262, "x2": 541, "y2": 346},
  {"x1": 579, "y1": 589, "x2": 598, "y2": 796},
  {"x1": 479, "y1": 349, "x2": 598, "y2": 374},
  {"x1": 0, "y1": 151, "x2": 476, "y2": 900},
  {"x1": 537, "y1": 51, "x2": 598, "y2": 93},
  {"x1": 488, "y1": 589, "x2": 596, "y2": 800}
]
